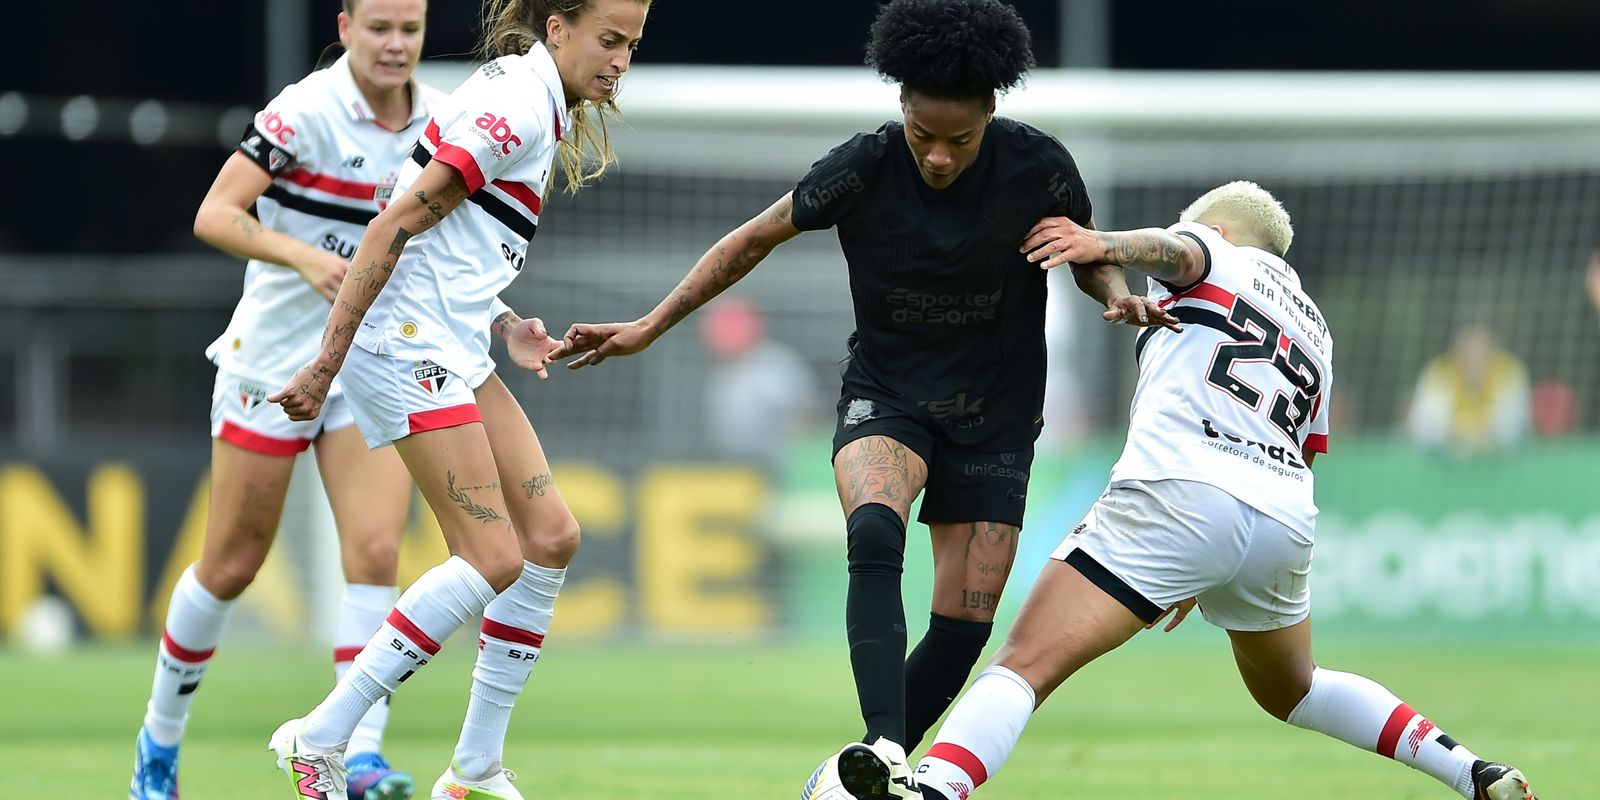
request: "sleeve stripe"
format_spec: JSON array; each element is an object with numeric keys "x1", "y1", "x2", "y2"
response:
[
  {"x1": 423, "y1": 119, "x2": 486, "y2": 193},
  {"x1": 1305, "y1": 433, "x2": 1329, "y2": 454}
]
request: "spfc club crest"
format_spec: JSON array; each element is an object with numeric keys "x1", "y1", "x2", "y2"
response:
[
  {"x1": 238, "y1": 381, "x2": 268, "y2": 412},
  {"x1": 413, "y1": 360, "x2": 449, "y2": 394}
]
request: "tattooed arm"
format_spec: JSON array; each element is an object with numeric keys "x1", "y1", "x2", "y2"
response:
[
  {"x1": 269, "y1": 160, "x2": 471, "y2": 419},
  {"x1": 1022, "y1": 215, "x2": 1205, "y2": 287},
  {"x1": 490, "y1": 298, "x2": 522, "y2": 341},
  {"x1": 193, "y1": 152, "x2": 354, "y2": 301},
  {"x1": 553, "y1": 192, "x2": 803, "y2": 368}
]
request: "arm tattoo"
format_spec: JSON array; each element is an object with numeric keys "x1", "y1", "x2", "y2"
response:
[
  {"x1": 414, "y1": 189, "x2": 447, "y2": 228},
  {"x1": 231, "y1": 213, "x2": 262, "y2": 239},
  {"x1": 1102, "y1": 231, "x2": 1190, "y2": 279},
  {"x1": 446, "y1": 471, "x2": 506, "y2": 524},
  {"x1": 763, "y1": 196, "x2": 793, "y2": 225},
  {"x1": 493, "y1": 310, "x2": 520, "y2": 339},
  {"x1": 523, "y1": 473, "x2": 553, "y2": 498}
]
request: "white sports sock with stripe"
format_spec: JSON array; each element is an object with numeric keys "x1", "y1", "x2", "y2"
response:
[
  {"x1": 334, "y1": 583, "x2": 397, "y2": 757},
  {"x1": 1288, "y1": 667, "x2": 1478, "y2": 798},
  {"x1": 301, "y1": 556, "x2": 496, "y2": 750},
  {"x1": 915, "y1": 666, "x2": 1037, "y2": 800},
  {"x1": 143, "y1": 564, "x2": 234, "y2": 747},
  {"x1": 452, "y1": 561, "x2": 565, "y2": 779}
]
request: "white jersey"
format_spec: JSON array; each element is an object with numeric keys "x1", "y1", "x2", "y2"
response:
[
  {"x1": 207, "y1": 54, "x2": 443, "y2": 384},
  {"x1": 1109, "y1": 221, "x2": 1334, "y2": 536},
  {"x1": 354, "y1": 43, "x2": 570, "y2": 386}
]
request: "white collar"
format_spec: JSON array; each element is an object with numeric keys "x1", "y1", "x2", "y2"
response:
[
  {"x1": 522, "y1": 41, "x2": 574, "y2": 141},
  {"x1": 330, "y1": 52, "x2": 430, "y2": 127}
]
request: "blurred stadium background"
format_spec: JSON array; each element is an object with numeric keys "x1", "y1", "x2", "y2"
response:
[{"x1": 1, "y1": 1, "x2": 1598, "y2": 796}]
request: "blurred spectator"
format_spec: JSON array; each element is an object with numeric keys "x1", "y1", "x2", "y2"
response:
[
  {"x1": 697, "y1": 296, "x2": 820, "y2": 476},
  {"x1": 1405, "y1": 324, "x2": 1530, "y2": 456}
]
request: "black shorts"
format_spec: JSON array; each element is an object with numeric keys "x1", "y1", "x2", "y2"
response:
[{"x1": 832, "y1": 395, "x2": 1035, "y2": 529}]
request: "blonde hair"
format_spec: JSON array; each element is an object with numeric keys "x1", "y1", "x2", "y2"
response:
[
  {"x1": 1179, "y1": 180, "x2": 1294, "y2": 256},
  {"x1": 479, "y1": 0, "x2": 647, "y2": 194}
]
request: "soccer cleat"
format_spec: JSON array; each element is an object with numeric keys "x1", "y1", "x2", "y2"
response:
[
  {"x1": 130, "y1": 727, "x2": 181, "y2": 800},
  {"x1": 269, "y1": 718, "x2": 349, "y2": 800},
  {"x1": 347, "y1": 752, "x2": 415, "y2": 800},
  {"x1": 1472, "y1": 760, "x2": 1536, "y2": 800},
  {"x1": 801, "y1": 738, "x2": 919, "y2": 800},
  {"x1": 430, "y1": 761, "x2": 523, "y2": 800}
]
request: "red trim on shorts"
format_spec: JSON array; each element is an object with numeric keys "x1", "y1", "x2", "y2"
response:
[
  {"x1": 280, "y1": 169, "x2": 379, "y2": 201},
  {"x1": 1305, "y1": 433, "x2": 1329, "y2": 454},
  {"x1": 926, "y1": 742, "x2": 988, "y2": 786},
  {"x1": 407, "y1": 404, "x2": 483, "y2": 436},
  {"x1": 162, "y1": 629, "x2": 216, "y2": 664},
  {"x1": 385, "y1": 609, "x2": 442, "y2": 655},
  {"x1": 1376, "y1": 702, "x2": 1416, "y2": 759},
  {"x1": 218, "y1": 421, "x2": 311, "y2": 456},
  {"x1": 333, "y1": 646, "x2": 363, "y2": 664},
  {"x1": 423, "y1": 119, "x2": 486, "y2": 193},
  {"x1": 481, "y1": 617, "x2": 546, "y2": 648}
]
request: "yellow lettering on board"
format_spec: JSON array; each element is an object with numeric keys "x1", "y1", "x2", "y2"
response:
[
  {"x1": 637, "y1": 466, "x2": 770, "y2": 633},
  {"x1": 0, "y1": 465, "x2": 142, "y2": 638}
]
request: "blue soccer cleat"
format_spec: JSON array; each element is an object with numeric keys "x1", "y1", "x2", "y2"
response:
[
  {"x1": 348, "y1": 751, "x2": 415, "y2": 800},
  {"x1": 130, "y1": 727, "x2": 180, "y2": 800}
]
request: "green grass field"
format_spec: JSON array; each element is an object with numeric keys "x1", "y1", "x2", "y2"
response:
[{"x1": 2, "y1": 633, "x2": 1592, "y2": 798}]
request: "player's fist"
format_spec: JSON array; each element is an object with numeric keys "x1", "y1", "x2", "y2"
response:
[
  {"x1": 1021, "y1": 216, "x2": 1104, "y2": 269},
  {"x1": 268, "y1": 359, "x2": 336, "y2": 421},
  {"x1": 506, "y1": 317, "x2": 562, "y2": 380},
  {"x1": 298, "y1": 251, "x2": 349, "y2": 302}
]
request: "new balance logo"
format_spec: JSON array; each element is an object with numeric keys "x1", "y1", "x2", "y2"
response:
[
  {"x1": 1407, "y1": 718, "x2": 1435, "y2": 758},
  {"x1": 293, "y1": 761, "x2": 328, "y2": 799},
  {"x1": 342, "y1": 155, "x2": 365, "y2": 168},
  {"x1": 946, "y1": 782, "x2": 973, "y2": 799}
]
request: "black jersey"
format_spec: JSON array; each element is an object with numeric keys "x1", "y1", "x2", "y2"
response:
[{"x1": 792, "y1": 117, "x2": 1093, "y2": 450}]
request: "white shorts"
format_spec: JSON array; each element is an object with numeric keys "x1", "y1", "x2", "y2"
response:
[
  {"x1": 209, "y1": 368, "x2": 355, "y2": 456},
  {"x1": 340, "y1": 347, "x2": 484, "y2": 449},
  {"x1": 1049, "y1": 478, "x2": 1312, "y2": 632}
]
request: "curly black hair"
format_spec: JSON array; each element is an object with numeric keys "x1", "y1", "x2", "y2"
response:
[{"x1": 866, "y1": 0, "x2": 1035, "y2": 101}]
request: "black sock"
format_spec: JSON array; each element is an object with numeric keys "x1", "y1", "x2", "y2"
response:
[
  {"x1": 845, "y1": 503, "x2": 909, "y2": 746},
  {"x1": 903, "y1": 612, "x2": 993, "y2": 750}
]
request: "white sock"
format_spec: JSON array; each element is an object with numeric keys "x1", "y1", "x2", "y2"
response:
[
  {"x1": 335, "y1": 583, "x2": 397, "y2": 757},
  {"x1": 301, "y1": 556, "x2": 496, "y2": 749},
  {"x1": 1288, "y1": 667, "x2": 1478, "y2": 798},
  {"x1": 453, "y1": 561, "x2": 565, "y2": 779},
  {"x1": 143, "y1": 565, "x2": 234, "y2": 747},
  {"x1": 915, "y1": 666, "x2": 1037, "y2": 800}
]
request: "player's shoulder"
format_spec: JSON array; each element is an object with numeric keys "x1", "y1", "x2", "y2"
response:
[
  {"x1": 818, "y1": 122, "x2": 899, "y2": 167},
  {"x1": 990, "y1": 117, "x2": 1074, "y2": 163}
]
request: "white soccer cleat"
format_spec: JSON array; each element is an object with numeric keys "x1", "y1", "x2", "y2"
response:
[
  {"x1": 430, "y1": 761, "x2": 523, "y2": 800},
  {"x1": 269, "y1": 718, "x2": 349, "y2": 800},
  {"x1": 1472, "y1": 760, "x2": 1537, "y2": 800},
  {"x1": 801, "y1": 738, "x2": 919, "y2": 799}
]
